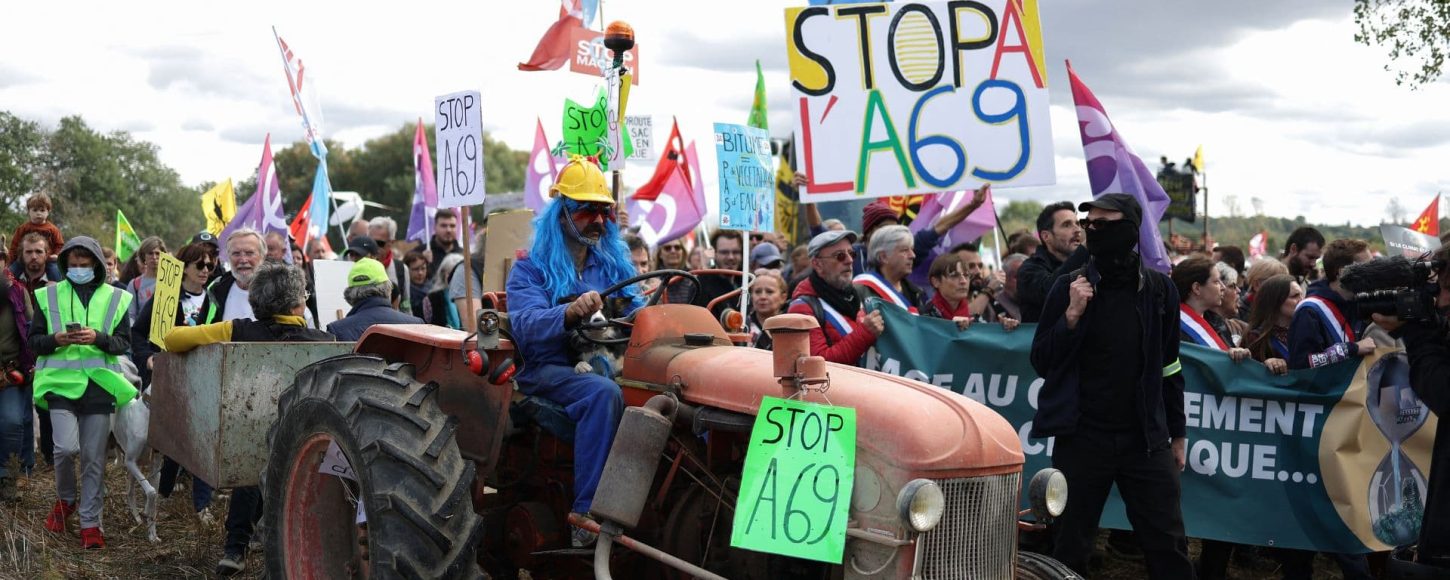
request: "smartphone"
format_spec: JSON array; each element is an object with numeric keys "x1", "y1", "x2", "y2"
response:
[{"x1": 65, "y1": 322, "x2": 82, "y2": 333}]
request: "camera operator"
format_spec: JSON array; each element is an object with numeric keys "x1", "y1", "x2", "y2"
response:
[{"x1": 1371, "y1": 246, "x2": 1450, "y2": 569}]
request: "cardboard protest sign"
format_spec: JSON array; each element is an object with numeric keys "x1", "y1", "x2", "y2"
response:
[
  {"x1": 1381, "y1": 224, "x2": 1441, "y2": 259},
  {"x1": 569, "y1": 27, "x2": 640, "y2": 84},
  {"x1": 731, "y1": 396, "x2": 856, "y2": 564},
  {"x1": 148, "y1": 254, "x2": 185, "y2": 349},
  {"x1": 626, "y1": 115, "x2": 653, "y2": 161},
  {"x1": 313, "y1": 259, "x2": 352, "y2": 330},
  {"x1": 482, "y1": 210, "x2": 534, "y2": 294},
  {"x1": 434, "y1": 90, "x2": 486, "y2": 209},
  {"x1": 715, "y1": 123, "x2": 775, "y2": 231},
  {"x1": 785, "y1": 0, "x2": 1056, "y2": 201}
]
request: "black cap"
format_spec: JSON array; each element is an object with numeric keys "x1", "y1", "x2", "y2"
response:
[
  {"x1": 345, "y1": 236, "x2": 380, "y2": 258},
  {"x1": 191, "y1": 231, "x2": 218, "y2": 246},
  {"x1": 1078, "y1": 193, "x2": 1142, "y2": 228}
]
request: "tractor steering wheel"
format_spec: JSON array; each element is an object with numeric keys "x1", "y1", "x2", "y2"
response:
[{"x1": 573, "y1": 269, "x2": 700, "y2": 346}]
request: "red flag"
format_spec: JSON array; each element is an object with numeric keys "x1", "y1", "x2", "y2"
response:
[
  {"x1": 289, "y1": 195, "x2": 313, "y2": 251},
  {"x1": 1411, "y1": 195, "x2": 1440, "y2": 237},
  {"x1": 634, "y1": 118, "x2": 689, "y2": 201},
  {"x1": 518, "y1": 0, "x2": 587, "y2": 72}
]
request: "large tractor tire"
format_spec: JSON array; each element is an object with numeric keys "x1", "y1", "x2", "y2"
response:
[
  {"x1": 264, "y1": 354, "x2": 485, "y2": 579},
  {"x1": 1016, "y1": 550, "x2": 1082, "y2": 579}
]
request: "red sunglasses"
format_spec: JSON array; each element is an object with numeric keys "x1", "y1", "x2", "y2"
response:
[{"x1": 569, "y1": 202, "x2": 616, "y2": 222}]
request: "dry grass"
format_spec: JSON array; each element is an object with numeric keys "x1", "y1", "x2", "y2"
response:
[{"x1": 0, "y1": 456, "x2": 263, "y2": 579}]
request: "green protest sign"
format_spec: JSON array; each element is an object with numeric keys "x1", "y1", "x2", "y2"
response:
[
  {"x1": 731, "y1": 396, "x2": 856, "y2": 564},
  {"x1": 562, "y1": 87, "x2": 631, "y2": 172},
  {"x1": 866, "y1": 303, "x2": 1437, "y2": 554}
]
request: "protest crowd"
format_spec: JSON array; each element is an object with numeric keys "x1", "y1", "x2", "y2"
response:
[{"x1": 1, "y1": 4, "x2": 1447, "y2": 579}]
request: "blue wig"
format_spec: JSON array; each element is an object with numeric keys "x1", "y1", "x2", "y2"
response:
[{"x1": 530, "y1": 199, "x2": 639, "y2": 304}]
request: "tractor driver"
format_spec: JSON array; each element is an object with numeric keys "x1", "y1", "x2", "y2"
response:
[{"x1": 505, "y1": 156, "x2": 643, "y2": 548}]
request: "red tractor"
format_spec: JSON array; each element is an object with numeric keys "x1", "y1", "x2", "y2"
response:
[{"x1": 247, "y1": 269, "x2": 1073, "y2": 579}]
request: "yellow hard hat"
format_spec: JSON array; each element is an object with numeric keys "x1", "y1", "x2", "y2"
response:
[{"x1": 550, "y1": 155, "x2": 614, "y2": 205}]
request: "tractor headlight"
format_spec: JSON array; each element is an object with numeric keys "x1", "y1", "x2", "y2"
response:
[
  {"x1": 896, "y1": 479, "x2": 945, "y2": 533},
  {"x1": 1029, "y1": 468, "x2": 1068, "y2": 522}
]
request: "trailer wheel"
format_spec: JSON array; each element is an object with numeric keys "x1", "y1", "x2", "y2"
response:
[
  {"x1": 1016, "y1": 550, "x2": 1082, "y2": 579},
  {"x1": 264, "y1": 354, "x2": 485, "y2": 579}
]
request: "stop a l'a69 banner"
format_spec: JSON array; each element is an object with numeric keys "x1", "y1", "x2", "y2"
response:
[{"x1": 784, "y1": 0, "x2": 1056, "y2": 202}]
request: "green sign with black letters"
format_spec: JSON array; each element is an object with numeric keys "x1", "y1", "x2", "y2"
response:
[{"x1": 730, "y1": 396, "x2": 856, "y2": 564}]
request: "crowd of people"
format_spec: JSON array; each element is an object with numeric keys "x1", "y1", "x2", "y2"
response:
[{"x1": 0, "y1": 156, "x2": 1429, "y2": 578}]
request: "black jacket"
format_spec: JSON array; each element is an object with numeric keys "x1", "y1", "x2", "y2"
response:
[
  {"x1": 1018, "y1": 245, "x2": 1089, "y2": 323},
  {"x1": 1394, "y1": 321, "x2": 1450, "y2": 561},
  {"x1": 1029, "y1": 257, "x2": 1185, "y2": 448},
  {"x1": 208, "y1": 271, "x2": 240, "y2": 320}
]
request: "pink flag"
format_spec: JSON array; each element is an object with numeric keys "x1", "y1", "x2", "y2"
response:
[
  {"x1": 222, "y1": 134, "x2": 290, "y2": 260},
  {"x1": 406, "y1": 120, "x2": 441, "y2": 244},
  {"x1": 631, "y1": 165, "x2": 704, "y2": 248},
  {"x1": 1067, "y1": 61, "x2": 1172, "y2": 272},
  {"x1": 906, "y1": 189, "x2": 996, "y2": 286},
  {"x1": 685, "y1": 140, "x2": 704, "y2": 212},
  {"x1": 525, "y1": 117, "x2": 563, "y2": 213}
]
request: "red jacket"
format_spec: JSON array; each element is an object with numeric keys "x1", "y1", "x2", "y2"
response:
[{"x1": 787, "y1": 276, "x2": 876, "y2": 365}]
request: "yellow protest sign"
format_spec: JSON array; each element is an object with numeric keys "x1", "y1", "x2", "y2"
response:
[{"x1": 149, "y1": 254, "x2": 185, "y2": 349}]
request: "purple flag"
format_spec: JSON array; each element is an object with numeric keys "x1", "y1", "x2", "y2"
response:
[
  {"x1": 1067, "y1": 61, "x2": 1171, "y2": 272},
  {"x1": 524, "y1": 117, "x2": 564, "y2": 214},
  {"x1": 222, "y1": 134, "x2": 291, "y2": 259},
  {"x1": 630, "y1": 165, "x2": 703, "y2": 248},
  {"x1": 406, "y1": 120, "x2": 441, "y2": 244},
  {"x1": 907, "y1": 188, "x2": 997, "y2": 287}
]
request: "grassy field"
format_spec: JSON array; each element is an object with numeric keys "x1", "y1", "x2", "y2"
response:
[{"x1": 0, "y1": 460, "x2": 262, "y2": 579}]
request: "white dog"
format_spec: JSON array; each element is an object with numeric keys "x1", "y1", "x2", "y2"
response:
[{"x1": 114, "y1": 357, "x2": 160, "y2": 543}]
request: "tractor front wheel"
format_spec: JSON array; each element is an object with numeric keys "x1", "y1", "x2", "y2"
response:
[
  {"x1": 1015, "y1": 550, "x2": 1082, "y2": 579},
  {"x1": 263, "y1": 354, "x2": 485, "y2": 579}
]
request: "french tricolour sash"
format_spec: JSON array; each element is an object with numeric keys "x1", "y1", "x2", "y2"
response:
[
  {"x1": 796, "y1": 297, "x2": 854, "y2": 338},
  {"x1": 1179, "y1": 304, "x2": 1229, "y2": 351},
  {"x1": 852, "y1": 272, "x2": 918, "y2": 314},
  {"x1": 1296, "y1": 295, "x2": 1355, "y2": 342}
]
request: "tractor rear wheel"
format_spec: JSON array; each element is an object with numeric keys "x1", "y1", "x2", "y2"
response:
[
  {"x1": 1015, "y1": 550, "x2": 1082, "y2": 579},
  {"x1": 263, "y1": 354, "x2": 485, "y2": 579}
]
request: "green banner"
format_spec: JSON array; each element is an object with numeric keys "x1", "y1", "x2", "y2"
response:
[
  {"x1": 866, "y1": 303, "x2": 1437, "y2": 553},
  {"x1": 731, "y1": 396, "x2": 857, "y2": 564}
]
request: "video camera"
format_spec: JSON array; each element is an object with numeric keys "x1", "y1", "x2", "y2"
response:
[{"x1": 1340, "y1": 255, "x2": 1445, "y2": 325}]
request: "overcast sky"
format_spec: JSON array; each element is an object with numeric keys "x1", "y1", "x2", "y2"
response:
[{"x1": 3, "y1": 1, "x2": 1447, "y2": 231}]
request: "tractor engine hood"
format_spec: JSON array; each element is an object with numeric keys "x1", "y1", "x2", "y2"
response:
[{"x1": 622, "y1": 305, "x2": 1024, "y2": 477}]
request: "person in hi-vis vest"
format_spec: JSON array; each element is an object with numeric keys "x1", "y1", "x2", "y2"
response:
[{"x1": 28, "y1": 236, "x2": 134, "y2": 550}]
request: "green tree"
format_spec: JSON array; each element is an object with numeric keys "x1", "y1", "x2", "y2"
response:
[
  {"x1": 35, "y1": 116, "x2": 197, "y2": 249},
  {"x1": 1354, "y1": 0, "x2": 1450, "y2": 87},
  {"x1": 0, "y1": 111, "x2": 44, "y2": 236}
]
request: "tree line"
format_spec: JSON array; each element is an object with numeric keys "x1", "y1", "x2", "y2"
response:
[{"x1": 0, "y1": 111, "x2": 527, "y2": 250}]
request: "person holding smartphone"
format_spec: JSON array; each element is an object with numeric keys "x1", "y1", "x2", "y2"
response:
[{"x1": 28, "y1": 236, "x2": 134, "y2": 549}]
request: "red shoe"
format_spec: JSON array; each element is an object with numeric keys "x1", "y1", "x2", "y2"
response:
[
  {"x1": 44, "y1": 500, "x2": 76, "y2": 533},
  {"x1": 80, "y1": 526, "x2": 105, "y2": 549}
]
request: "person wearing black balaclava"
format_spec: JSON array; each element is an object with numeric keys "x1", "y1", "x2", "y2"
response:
[{"x1": 1028, "y1": 193, "x2": 1195, "y2": 579}]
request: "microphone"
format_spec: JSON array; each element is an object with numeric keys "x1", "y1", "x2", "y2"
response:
[{"x1": 1340, "y1": 256, "x2": 1417, "y2": 294}]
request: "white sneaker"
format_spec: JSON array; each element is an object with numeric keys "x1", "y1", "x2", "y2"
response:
[{"x1": 216, "y1": 553, "x2": 245, "y2": 576}]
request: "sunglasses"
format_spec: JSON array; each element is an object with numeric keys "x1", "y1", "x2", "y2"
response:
[
  {"x1": 568, "y1": 201, "x2": 616, "y2": 222},
  {"x1": 660, "y1": 245, "x2": 684, "y2": 252},
  {"x1": 1078, "y1": 217, "x2": 1118, "y2": 230},
  {"x1": 191, "y1": 261, "x2": 217, "y2": 272},
  {"x1": 817, "y1": 250, "x2": 852, "y2": 264}
]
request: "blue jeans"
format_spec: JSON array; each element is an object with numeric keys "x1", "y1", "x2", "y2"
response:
[
  {"x1": 0, "y1": 384, "x2": 33, "y2": 478},
  {"x1": 159, "y1": 456, "x2": 214, "y2": 512},
  {"x1": 517, "y1": 364, "x2": 623, "y2": 514}
]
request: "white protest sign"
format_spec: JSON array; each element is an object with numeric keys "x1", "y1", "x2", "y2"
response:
[
  {"x1": 626, "y1": 115, "x2": 653, "y2": 160},
  {"x1": 785, "y1": 0, "x2": 1056, "y2": 202},
  {"x1": 313, "y1": 259, "x2": 352, "y2": 330},
  {"x1": 434, "y1": 90, "x2": 486, "y2": 209},
  {"x1": 605, "y1": 70, "x2": 626, "y2": 168}
]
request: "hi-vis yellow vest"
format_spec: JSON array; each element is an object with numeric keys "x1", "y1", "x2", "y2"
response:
[{"x1": 33, "y1": 282, "x2": 136, "y2": 409}]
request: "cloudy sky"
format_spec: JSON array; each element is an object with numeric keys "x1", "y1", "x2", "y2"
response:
[{"x1": 3, "y1": 1, "x2": 1447, "y2": 229}]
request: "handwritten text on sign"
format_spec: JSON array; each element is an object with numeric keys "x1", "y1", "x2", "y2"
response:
[
  {"x1": 148, "y1": 254, "x2": 185, "y2": 349},
  {"x1": 731, "y1": 397, "x2": 856, "y2": 564},
  {"x1": 626, "y1": 115, "x2": 653, "y2": 161},
  {"x1": 785, "y1": 0, "x2": 1056, "y2": 202},
  {"x1": 434, "y1": 90, "x2": 486, "y2": 209},
  {"x1": 715, "y1": 123, "x2": 775, "y2": 232}
]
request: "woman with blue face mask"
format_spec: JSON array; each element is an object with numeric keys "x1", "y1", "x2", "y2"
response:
[{"x1": 27, "y1": 236, "x2": 135, "y2": 549}]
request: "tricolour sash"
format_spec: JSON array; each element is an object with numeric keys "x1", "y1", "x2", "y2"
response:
[
  {"x1": 1179, "y1": 304, "x2": 1229, "y2": 351},
  {"x1": 1296, "y1": 295, "x2": 1355, "y2": 343},
  {"x1": 852, "y1": 271, "x2": 918, "y2": 314}
]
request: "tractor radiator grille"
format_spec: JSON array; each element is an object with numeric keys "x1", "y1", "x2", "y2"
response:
[{"x1": 915, "y1": 472, "x2": 1020, "y2": 579}]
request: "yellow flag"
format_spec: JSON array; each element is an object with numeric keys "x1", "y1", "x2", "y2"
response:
[
  {"x1": 1193, "y1": 145, "x2": 1205, "y2": 173},
  {"x1": 201, "y1": 179, "x2": 237, "y2": 236}
]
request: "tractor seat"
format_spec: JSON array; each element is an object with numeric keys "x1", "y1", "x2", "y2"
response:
[{"x1": 509, "y1": 395, "x2": 576, "y2": 444}]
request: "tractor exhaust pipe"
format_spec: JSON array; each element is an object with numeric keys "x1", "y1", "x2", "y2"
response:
[
  {"x1": 591, "y1": 394, "x2": 677, "y2": 528},
  {"x1": 763, "y1": 314, "x2": 829, "y2": 393}
]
